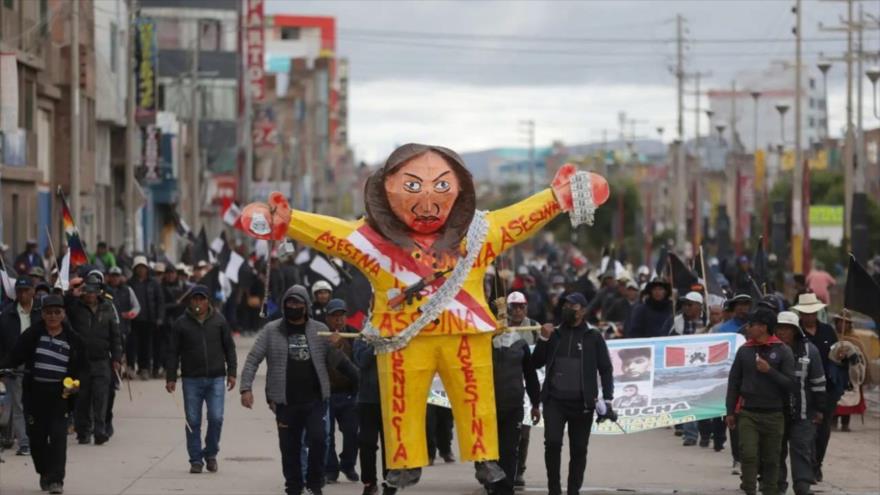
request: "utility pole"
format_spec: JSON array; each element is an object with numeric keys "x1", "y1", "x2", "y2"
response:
[
  {"x1": 520, "y1": 120, "x2": 536, "y2": 194},
  {"x1": 70, "y1": 0, "x2": 81, "y2": 223},
  {"x1": 125, "y1": 0, "x2": 138, "y2": 253},
  {"x1": 242, "y1": 44, "x2": 253, "y2": 206},
  {"x1": 855, "y1": 3, "x2": 865, "y2": 194},
  {"x1": 729, "y1": 80, "x2": 738, "y2": 146},
  {"x1": 674, "y1": 14, "x2": 687, "y2": 249},
  {"x1": 792, "y1": 0, "x2": 804, "y2": 274},
  {"x1": 190, "y1": 20, "x2": 202, "y2": 229}
]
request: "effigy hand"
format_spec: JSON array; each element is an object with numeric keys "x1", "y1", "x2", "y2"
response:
[
  {"x1": 240, "y1": 192, "x2": 292, "y2": 240},
  {"x1": 550, "y1": 163, "x2": 610, "y2": 212}
]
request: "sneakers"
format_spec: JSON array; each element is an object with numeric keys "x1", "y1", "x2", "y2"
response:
[
  {"x1": 474, "y1": 461, "x2": 506, "y2": 485},
  {"x1": 385, "y1": 468, "x2": 422, "y2": 489},
  {"x1": 190, "y1": 463, "x2": 203, "y2": 474},
  {"x1": 94, "y1": 435, "x2": 109, "y2": 446},
  {"x1": 48, "y1": 483, "x2": 63, "y2": 494},
  {"x1": 731, "y1": 461, "x2": 741, "y2": 475},
  {"x1": 361, "y1": 483, "x2": 379, "y2": 495},
  {"x1": 343, "y1": 468, "x2": 360, "y2": 482},
  {"x1": 205, "y1": 458, "x2": 218, "y2": 473},
  {"x1": 513, "y1": 473, "x2": 526, "y2": 487},
  {"x1": 16, "y1": 446, "x2": 30, "y2": 456},
  {"x1": 77, "y1": 436, "x2": 90, "y2": 445},
  {"x1": 306, "y1": 488, "x2": 322, "y2": 495},
  {"x1": 699, "y1": 439, "x2": 710, "y2": 448},
  {"x1": 39, "y1": 475, "x2": 49, "y2": 491},
  {"x1": 381, "y1": 482, "x2": 398, "y2": 495},
  {"x1": 440, "y1": 452, "x2": 456, "y2": 463},
  {"x1": 682, "y1": 438, "x2": 697, "y2": 446}
]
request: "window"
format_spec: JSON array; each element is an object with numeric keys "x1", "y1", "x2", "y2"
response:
[
  {"x1": 809, "y1": 98, "x2": 814, "y2": 109},
  {"x1": 808, "y1": 117, "x2": 815, "y2": 128},
  {"x1": 280, "y1": 27, "x2": 300, "y2": 40},
  {"x1": 809, "y1": 78, "x2": 815, "y2": 89},
  {"x1": 4, "y1": 0, "x2": 14, "y2": 10},
  {"x1": 39, "y1": 0, "x2": 48, "y2": 35},
  {"x1": 199, "y1": 19, "x2": 221, "y2": 51},
  {"x1": 109, "y1": 22, "x2": 118, "y2": 73}
]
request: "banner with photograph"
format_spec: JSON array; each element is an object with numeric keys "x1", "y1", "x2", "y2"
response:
[{"x1": 428, "y1": 333, "x2": 745, "y2": 435}]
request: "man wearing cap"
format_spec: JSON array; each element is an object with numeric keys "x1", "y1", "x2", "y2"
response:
[
  {"x1": 774, "y1": 311, "x2": 826, "y2": 495},
  {"x1": 504, "y1": 290, "x2": 539, "y2": 488},
  {"x1": 624, "y1": 279, "x2": 673, "y2": 339},
  {"x1": 129, "y1": 256, "x2": 164, "y2": 380},
  {"x1": 65, "y1": 280, "x2": 122, "y2": 445},
  {"x1": 713, "y1": 294, "x2": 752, "y2": 335},
  {"x1": 791, "y1": 292, "x2": 839, "y2": 482},
  {"x1": 159, "y1": 265, "x2": 188, "y2": 378},
  {"x1": 311, "y1": 280, "x2": 333, "y2": 324},
  {"x1": 0, "y1": 278, "x2": 41, "y2": 455},
  {"x1": 1, "y1": 295, "x2": 88, "y2": 494},
  {"x1": 602, "y1": 279, "x2": 639, "y2": 329},
  {"x1": 105, "y1": 267, "x2": 140, "y2": 371},
  {"x1": 14, "y1": 240, "x2": 44, "y2": 275},
  {"x1": 324, "y1": 298, "x2": 361, "y2": 484},
  {"x1": 725, "y1": 308, "x2": 796, "y2": 495},
  {"x1": 488, "y1": 291, "x2": 541, "y2": 495},
  {"x1": 533, "y1": 292, "x2": 614, "y2": 495},
  {"x1": 165, "y1": 285, "x2": 237, "y2": 474},
  {"x1": 239, "y1": 285, "x2": 359, "y2": 495},
  {"x1": 662, "y1": 291, "x2": 706, "y2": 446}
]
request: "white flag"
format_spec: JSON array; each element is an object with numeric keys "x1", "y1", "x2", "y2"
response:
[{"x1": 58, "y1": 251, "x2": 71, "y2": 290}]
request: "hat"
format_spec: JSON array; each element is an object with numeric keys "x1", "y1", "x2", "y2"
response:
[
  {"x1": 195, "y1": 260, "x2": 210, "y2": 269},
  {"x1": 15, "y1": 277, "x2": 34, "y2": 289},
  {"x1": 791, "y1": 293, "x2": 826, "y2": 314},
  {"x1": 153, "y1": 262, "x2": 166, "y2": 273},
  {"x1": 175, "y1": 262, "x2": 189, "y2": 273},
  {"x1": 35, "y1": 281, "x2": 51, "y2": 292},
  {"x1": 625, "y1": 279, "x2": 640, "y2": 291},
  {"x1": 132, "y1": 256, "x2": 149, "y2": 269},
  {"x1": 26, "y1": 239, "x2": 37, "y2": 246},
  {"x1": 564, "y1": 292, "x2": 589, "y2": 307},
  {"x1": 644, "y1": 278, "x2": 671, "y2": 293},
  {"x1": 41, "y1": 294, "x2": 65, "y2": 309},
  {"x1": 311, "y1": 280, "x2": 332, "y2": 295},
  {"x1": 748, "y1": 308, "x2": 778, "y2": 329},
  {"x1": 189, "y1": 285, "x2": 210, "y2": 298},
  {"x1": 832, "y1": 309, "x2": 853, "y2": 322},
  {"x1": 725, "y1": 293, "x2": 752, "y2": 310},
  {"x1": 506, "y1": 291, "x2": 527, "y2": 305},
  {"x1": 776, "y1": 311, "x2": 801, "y2": 329},
  {"x1": 28, "y1": 266, "x2": 46, "y2": 278},
  {"x1": 326, "y1": 298, "x2": 347, "y2": 314},
  {"x1": 83, "y1": 283, "x2": 101, "y2": 294},
  {"x1": 108, "y1": 266, "x2": 123, "y2": 275},
  {"x1": 86, "y1": 270, "x2": 104, "y2": 284},
  {"x1": 682, "y1": 291, "x2": 703, "y2": 305}
]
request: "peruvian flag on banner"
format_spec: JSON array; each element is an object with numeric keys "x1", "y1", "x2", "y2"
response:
[{"x1": 665, "y1": 342, "x2": 729, "y2": 368}]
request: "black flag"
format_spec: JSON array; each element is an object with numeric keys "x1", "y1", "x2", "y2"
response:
[
  {"x1": 668, "y1": 252, "x2": 698, "y2": 296},
  {"x1": 192, "y1": 227, "x2": 211, "y2": 265},
  {"x1": 654, "y1": 245, "x2": 668, "y2": 280},
  {"x1": 693, "y1": 248, "x2": 724, "y2": 297},
  {"x1": 844, "y1": 255, "x2": 880, "y2": 326}
]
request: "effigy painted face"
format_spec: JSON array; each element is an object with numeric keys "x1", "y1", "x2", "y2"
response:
[{"x1": 383, "y1": 151, "x2": 461, "y2": 235}]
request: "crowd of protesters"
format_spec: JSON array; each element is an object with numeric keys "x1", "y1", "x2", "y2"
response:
[{"x1": 0, "y1": 237, "x2": 877, "y2": 495}]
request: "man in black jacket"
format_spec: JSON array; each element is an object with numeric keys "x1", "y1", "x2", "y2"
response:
[
  {"x1": 725, "y1": 308, "x2": 796, "y2": 495},
  {"x1": 159, "y1": 267, "x2": 188, "y2": 378},
  {"x1": 533, "y1": 293, "x2": 614, "y2": 495},
  {"x1": 324, "y1": 299, "x2": 361, "y2": 484},
  {"x1": 165, "y1": 285, "x2": 237, "y2": 474},
  {"x1": 774, "y1": 311, "x2": 826, "y2": 495},
  {"x1": 488, "y1": 304, "x2": 541, "y2": 495},
  {"x1": 66, "y1": 282, "x2": 122, "y2": 445},
  {"x1": 0, "y1": 278, "x2": 41, "y2": 455},
  {"x1": 1, "y1": 295, "x2": 88, "y2": 494},
  {"x1": 129, "y1": 256, "x2": 164, "y2": 380}
]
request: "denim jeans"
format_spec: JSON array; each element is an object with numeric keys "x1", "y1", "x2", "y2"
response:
[
  {"x1": 326, "y1": 392, "x2": 359, "y2": 475},
  {"x1": 1, "y1": 375, "x2": 29, "y2": 449},
  {"x1": 682, "y1": 421, "x2": 699, "y2": 442},
  {"x1": 182, "y1": 377, "x2": 226, "y2": 465}
]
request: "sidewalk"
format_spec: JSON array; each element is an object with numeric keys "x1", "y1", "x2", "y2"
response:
[{"x1": 1, "y1": 335, "x2": 878, "y2": 495}]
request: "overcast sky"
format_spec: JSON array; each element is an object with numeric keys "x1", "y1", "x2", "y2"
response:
[{"x1": 267, "y1": 0, "x2": 880, "y2": 163}]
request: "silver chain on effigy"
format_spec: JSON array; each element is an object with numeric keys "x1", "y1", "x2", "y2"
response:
[
  {"x1": 361, "y1": 210, "x2": 489, "y2": 354},
  {"x1": 569, "y1": 171, "x2": 597, "y2": 227}
]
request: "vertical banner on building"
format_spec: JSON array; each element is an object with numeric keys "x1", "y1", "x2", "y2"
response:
[
  {"x1": 0, "y1": 53, "x2": 18, "y2": 131},
  {"x1": 134, "y1": 17, "x2": 158, "y2": 125},
  {"x1": 142, "y1": 125, "x2": 160, "y2": 181},
  {"x1": 245, "y1": 0, "x2": 265, "y2": 102}
]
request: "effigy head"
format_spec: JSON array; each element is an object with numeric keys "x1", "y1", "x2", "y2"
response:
[{"x1": 365, "y1": 143, "x2": 476, "y2": 252}]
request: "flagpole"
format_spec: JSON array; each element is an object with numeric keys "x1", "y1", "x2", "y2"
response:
[
  {"x1": 699, "y1": 246, "x2": 710, "y2": 328},
  {"x1": 44, "y1": 226, "x2": 60, "y2": 275},
  {"x1": 259, "y1": 205, "x2": 277, "y2": 319}
]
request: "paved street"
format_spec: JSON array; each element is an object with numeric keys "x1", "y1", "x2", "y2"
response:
[{"x1": 2, "y1": 336, "x2": 878, "y2": 495}]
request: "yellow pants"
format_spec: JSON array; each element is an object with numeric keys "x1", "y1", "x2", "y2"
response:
[{"x1": 376, "y1": 333, "x2": 499, "y2": 469}]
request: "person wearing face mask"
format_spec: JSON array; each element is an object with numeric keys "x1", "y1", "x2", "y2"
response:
[
  {"x1": 238, "y1": 285, "x2": 359, "y2": 495},
  {"x1": 532, "y1": 293, "x2": 614, "y2": 495},
  {"x1": 165, "y1": 285, "x2": 237, "y2": 474}
]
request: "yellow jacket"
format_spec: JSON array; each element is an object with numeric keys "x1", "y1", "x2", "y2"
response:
[{"x1": 287, "y1": 189, "x2": 562, "y2": 337}]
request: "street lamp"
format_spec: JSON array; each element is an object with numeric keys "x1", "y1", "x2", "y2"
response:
[
  {"x1": 715, "y1": 124, "x2": 726, "y2": 145},
  {"x1": 868, "y1": 66, "x2": 880, "y2": 119},
  {"x1": 750, "y1": 91, "x2": 761, "y2": 153},
  {"x1": 817, "y1": 63, "x2": 832, "y2": 137},
  {"x1": 775, "y1": 104, "x2": 789, "y2": 147}
]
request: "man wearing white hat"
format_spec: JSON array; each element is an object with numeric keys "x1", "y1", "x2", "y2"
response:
[
  {"x1": 128, "y1": 256, "x2": 164, "y2": 380},
  {"x1": 664, "y1": 291, "x2": 706, "y2": 337},
  {"x1": 774, "y1": 311, "x2": 826, "y2": 495},
  {"x1": 791, "y1": 292, "x2": 839, "y2": 483},
  {"x1": 503, "y1": 291, "x2": 539, "y2": 489}
]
